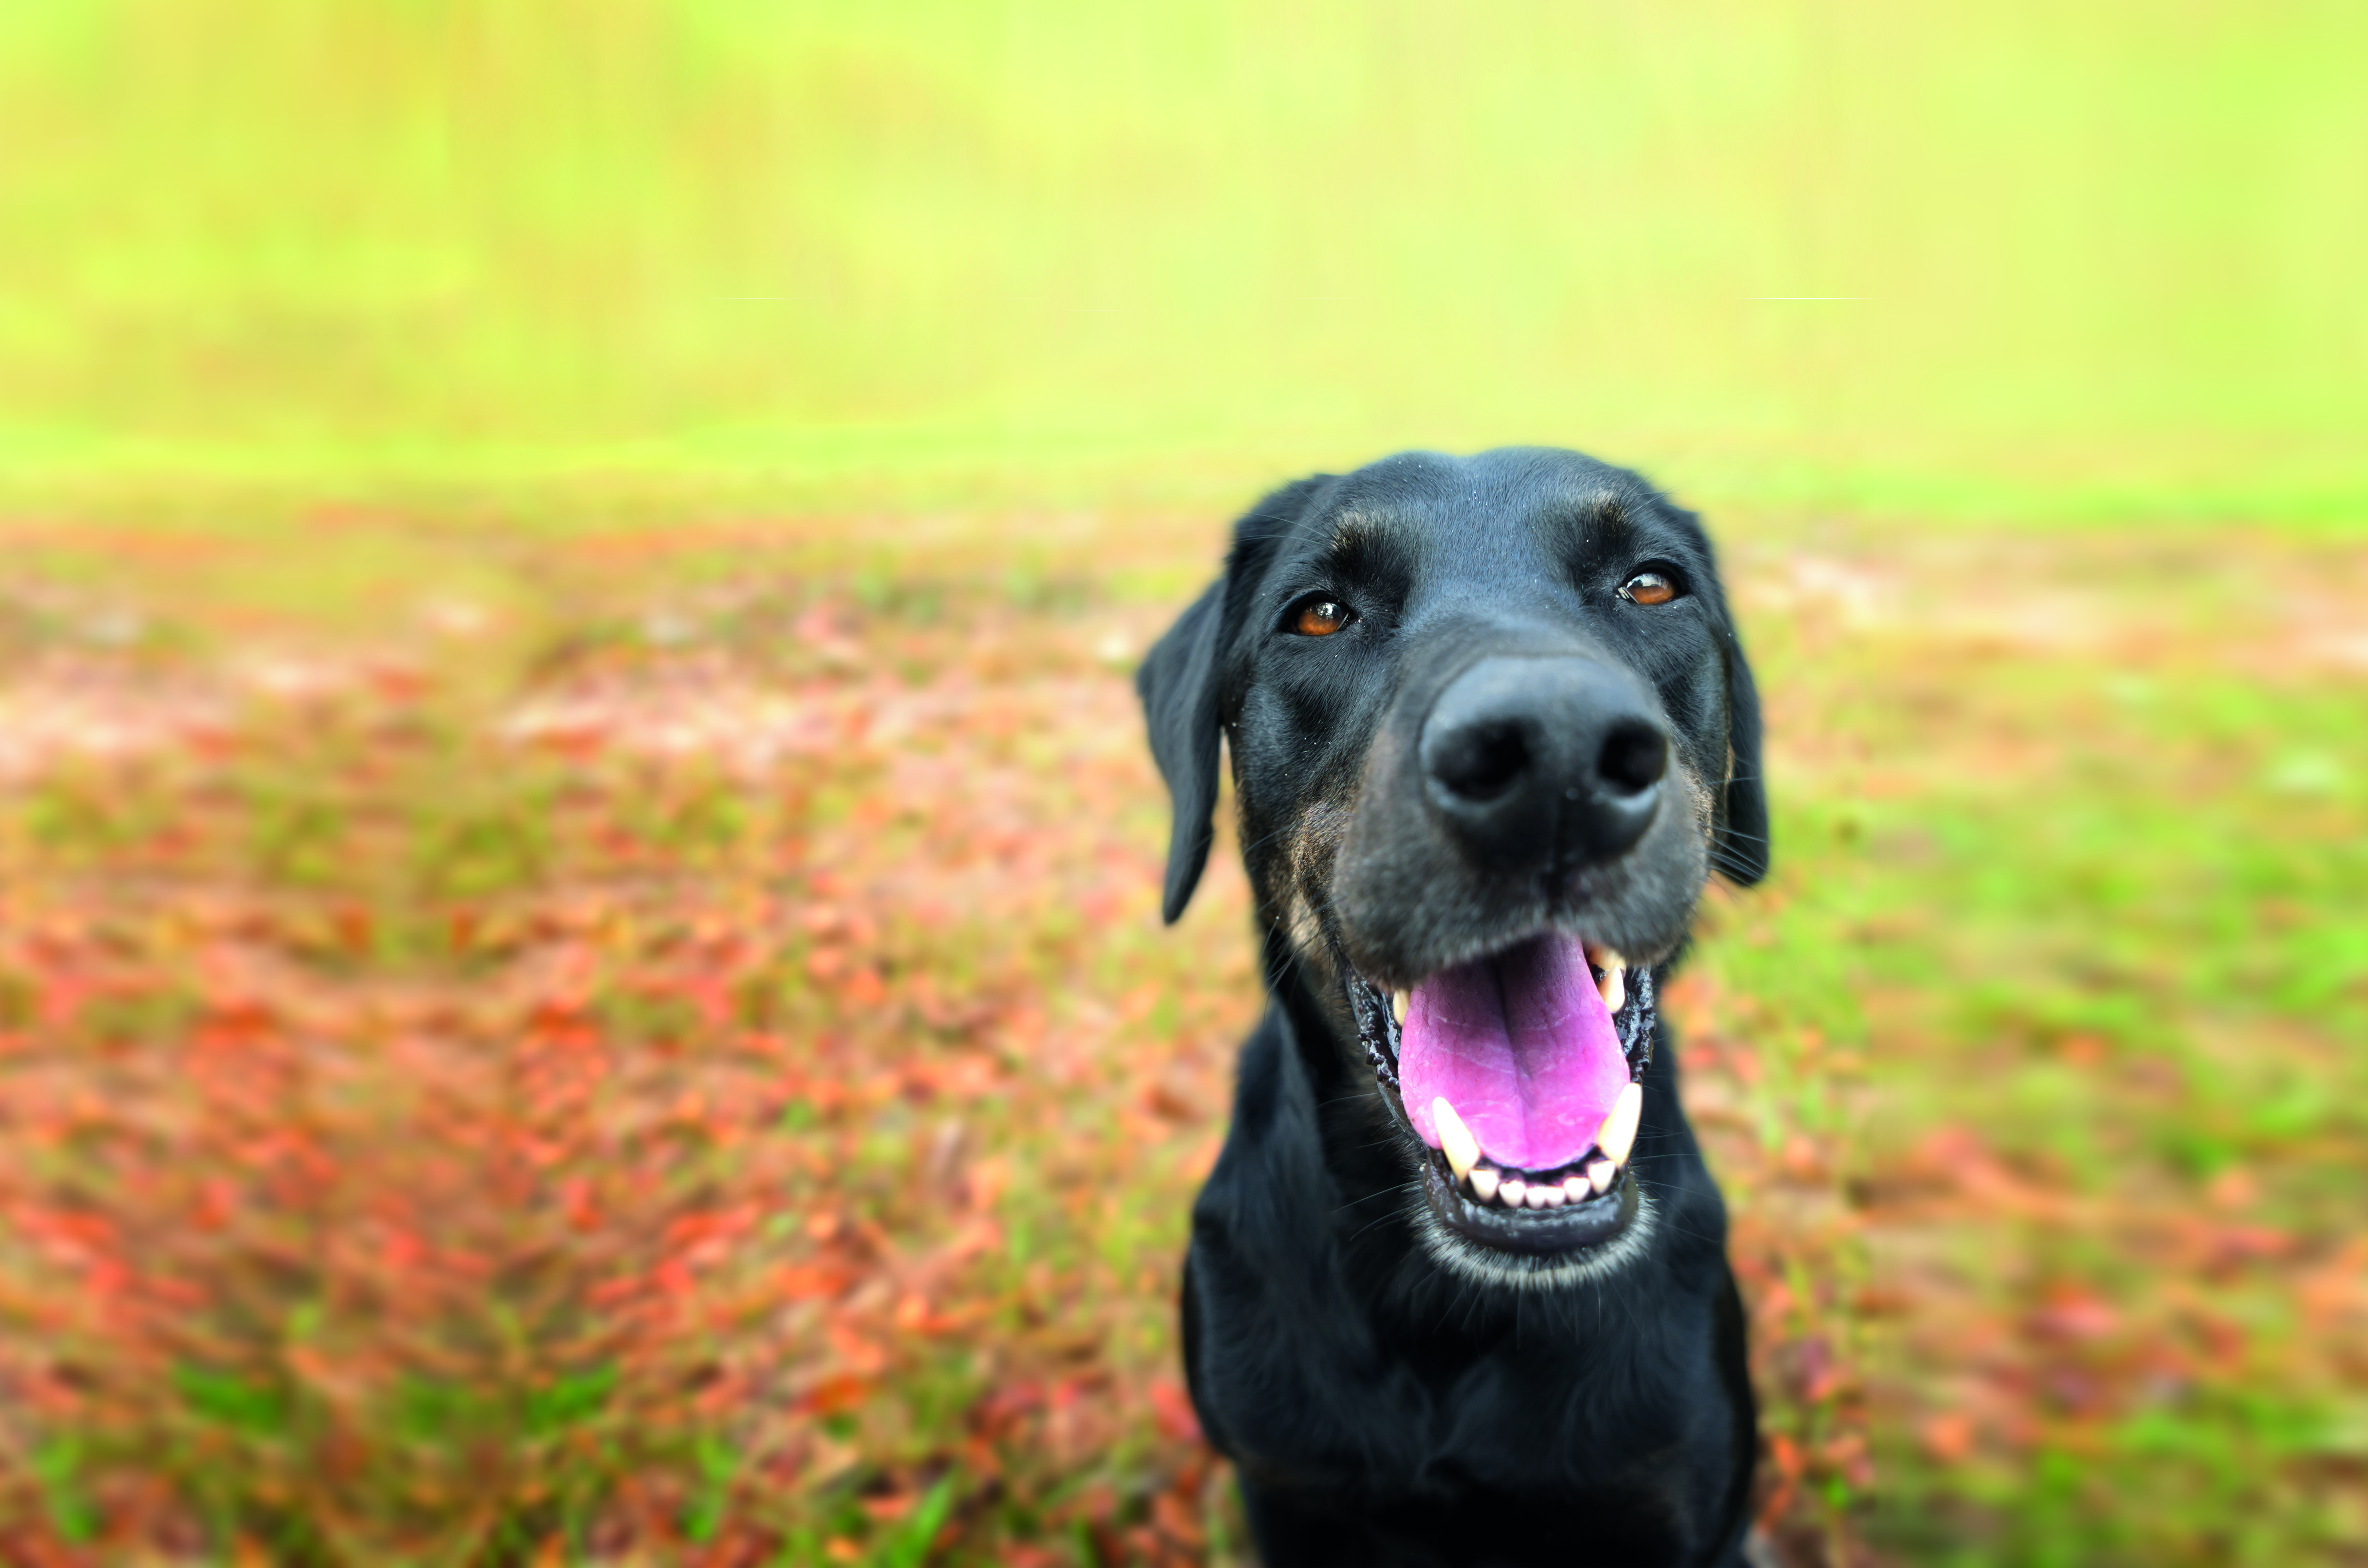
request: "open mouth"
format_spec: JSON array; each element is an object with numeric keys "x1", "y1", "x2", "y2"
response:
[{"x1": 1352, "y1": 933, "x2": 1658, "y2": 1255}]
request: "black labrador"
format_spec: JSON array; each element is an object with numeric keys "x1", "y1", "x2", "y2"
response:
[{"x1": 1136, "y1": 448, "x2": 1769, "y2": 1567}]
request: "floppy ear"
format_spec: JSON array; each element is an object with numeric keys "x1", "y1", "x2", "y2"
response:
[
  {"x1": 1714, "y1": 625, "x2": 1770, "y2": 885},
  {"x1": 1137, "y1": 474, "x2": 1330, "y2": 922},
  {"x1": 1137, "y1": 580, "x2": 1228, "y2": 923}
]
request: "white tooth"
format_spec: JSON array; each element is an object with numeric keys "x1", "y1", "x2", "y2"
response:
[
  {"x1": 1498, "y1": 1176, "x2": 1528, "y2": 1207},
  {"x1": 1587, "y1": 1159, "x2": 1615, "y2": 1195},
  {"x1": 1392, "y1": 989, "x2": 1410, "y2": 1025},
  {"x1": 1431, "y1": 1098, "x2": 1480, "y2": 1181},
  {"x1": 1596, "y1": 961, "x2": 1625, "y2": 1015},
  {"x1": 1525, "y1": 1182, "x2": 1554, "y2": 1208},
  {"x1": 1468, "y1": 1166, "x2": 1500, "y2": 1203},
  {"x1": 1594, "y1": 1081, "x2": 1643, "y2": 1167},
  {"x1": 1561, "y1": 1173, "x2": 1590, "y2": 1203}
]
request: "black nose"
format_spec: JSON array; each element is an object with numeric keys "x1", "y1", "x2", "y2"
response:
[{"x1": 1419, "y1": 655, "x2": 1669, "y2": 871}]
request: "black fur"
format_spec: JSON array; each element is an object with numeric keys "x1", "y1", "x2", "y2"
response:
[{"x1": 1138, "y1": 448, "x2": 1768, "y2": 1567}]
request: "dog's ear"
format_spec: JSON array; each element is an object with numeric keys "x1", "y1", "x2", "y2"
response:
[
  {"x1": 1714, "y1": 624, "x2": 1770, "y2": 885},
  {"x1": 1137, "y1": 579, "x2": 1228, "y2": 923},
  {"x1": 1138, "y1": 475, "x2": 1330, "y2": 922}
]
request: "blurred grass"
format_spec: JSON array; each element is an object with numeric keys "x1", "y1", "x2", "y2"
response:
[
  {"x1": 2, "y1": 0, "x2": 2364, "y2": 526},
  {"x1": 1682, "y1": 529, "x2": 2368, "y2": 1559}
]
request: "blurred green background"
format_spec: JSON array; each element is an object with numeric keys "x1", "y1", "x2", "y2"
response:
[{"x1": 3, "y1": 0, "x2": 2362, "y2": 523}]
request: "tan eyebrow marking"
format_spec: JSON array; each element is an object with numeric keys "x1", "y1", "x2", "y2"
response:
[
  {"x1": 1328, "y1": 513, "x2": 1382, "y2": 554},
  {"x1": 1576, "y1": 494, "x2": 1627, "y2": 533}
]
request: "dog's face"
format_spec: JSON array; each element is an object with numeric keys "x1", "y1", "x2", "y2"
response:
[{"x1": 1140, "y1": 448, "x2": 1765, "y2": 1284}]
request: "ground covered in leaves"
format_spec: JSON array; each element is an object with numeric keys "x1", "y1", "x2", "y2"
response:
[{"x1": 0, "y1": 516, "x2": 2359, "y2": 1565}]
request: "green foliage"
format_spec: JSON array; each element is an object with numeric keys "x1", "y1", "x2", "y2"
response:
[
  {"x1": 2, "y1": 1, "x2": 2364, "y2": 521},
  {"x1": 30, "y1": 1436, "x2": 97, "y2": 1544},
  {"x1": 866, "y1": 1474, "x2": 956, "y2": 1568},
  {"x1": 521, "y1": 1366, "x2": 618, "y2": 1441},
  {"x1": 176, "y1": 1365, "x2": 292, "y2": 1438}
]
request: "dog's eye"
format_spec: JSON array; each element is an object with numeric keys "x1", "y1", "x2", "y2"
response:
[
  {"x1": 1619, "y1": 571, "x2": 1679, "y2": 606},
  {"x1": 1291, "y1": 598, "x2": 1353, "y2": 637}
]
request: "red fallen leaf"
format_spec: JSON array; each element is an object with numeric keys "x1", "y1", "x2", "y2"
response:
[
  {"x1": 1921, "y1": 1411, "x2": 1977, "y2": 1462},
  {"x1": 559, "y1": 1179, "x2": 600, "y2": 1231},
  {"x1": 1147, "y1": 1379, "x2": 1202, "y2": 1444},
  {"x1": 2186, "y1": 1311, "x2": 2248, "y2": 1365},
  {"x1": 2057, "y1": 1033, "x2": 2109, "y2": 1066},
  {"x1": 779, "y1": 1263, "x2": 853, "y2": 1301},
  {"x1": 1150, "y1": 1489, "x2": 1205, "y2": 1550},
  {"x1": 143, "y1": 1274, "x2": 203, "y2": 1308},
  {"x1": 2209, "y1": 1225, "x2": 2294, "y2": 1271},
  {"x1": 2028, "y1": 1289, "x2": 2118, "y2": 1343},
  {"x1": 1820, "y1": 1430, "x2": 1874, "y2": 1488},
  {"x1": 971, "y1": 1381, "x2": 1046, "y2": 1433},
  {"x1": 835, "y1": 1322, "x2": 899, "y2": 1380},
  {"x1": 1797, "y1": 1337, "x2": 1845, "y2": 1402},
  {"x1": 802, "y1": 1373, "x2": 872, "y2": 1415},
  {"x1": 1141, "y1": 1083, "x2": 1196, "y2": 1122},
  {"x1": 587, "y1": 1275, "x2": 643, "y2": 1306}
]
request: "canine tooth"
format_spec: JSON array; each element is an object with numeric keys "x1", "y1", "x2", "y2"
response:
[
  {"x1": 1561, "y1": 1173, "x2": 1590, "y2": 1202},
  {"x1": 1468, "y1": 1166, "x2": 1500, "y2": 1203},
  {"x1": 1587, "y1": 1158, "x2": 1615, "y2": 1195},
  {"x1": 1431, "y1": 1097, "x2": 1480, "y2": 1181},
  {"x1": 1391, "y1": 989, "x2": 1410, "y2": 1025},
  {"x1": 1498, "y1": 1176, "x2": 1528, "y2": 1207},
  {"x1": 1525, "y1": 1182, "x2": 1554, "y2": 1208},
  {"x1": 1594, "y1": 1081, "x2": 1643, "y2": 1168},
  {"x1": 1584, "y1": 943, "x2": 1627, "y2": 1012}
]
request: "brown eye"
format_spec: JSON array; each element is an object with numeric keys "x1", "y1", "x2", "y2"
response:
[
  {"x1": 1621, "y1": 571, "x2": 1678, "y2": 606},
  {"x1": 1293, "y1": 599, "x2": 1351, "y2": 637}
]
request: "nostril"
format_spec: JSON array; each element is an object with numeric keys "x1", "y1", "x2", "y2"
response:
[
  {"x1": 1597, "y1": 722, "x2": 1668, "y2": 796},
  {"x1": 1429, "y1": 720, "x2": 1531, "y2": 802}
]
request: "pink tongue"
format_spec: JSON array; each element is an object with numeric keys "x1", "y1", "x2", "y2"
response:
[{"x1": 1400, "y1": 934, "x2": 1628, "y2": 1173}]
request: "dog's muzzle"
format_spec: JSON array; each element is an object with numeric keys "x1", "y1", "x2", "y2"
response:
[{"x1": 1350, "y1": 935, "x2": 1658, "y2": 1253}]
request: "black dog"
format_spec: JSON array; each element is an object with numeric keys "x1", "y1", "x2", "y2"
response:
[{"x1": 1136, "y1": 448, "x2": 1768, "y2": 1567}]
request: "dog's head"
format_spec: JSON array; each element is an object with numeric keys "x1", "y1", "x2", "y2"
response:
[{"x1": 1139, "y1": 448, "x2": 1766, "y2": 1284}]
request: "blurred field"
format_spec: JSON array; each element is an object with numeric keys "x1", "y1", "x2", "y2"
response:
[
  {"x1": 0, "y1": 3, "x2": 2363, "y2": 1565},
  {"x1": 5, "y1": 0, "x2": 2367, "y2": 521},
  {"x1": 0, "y1": 520, "x2": 2359, "y2": 1567}
]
